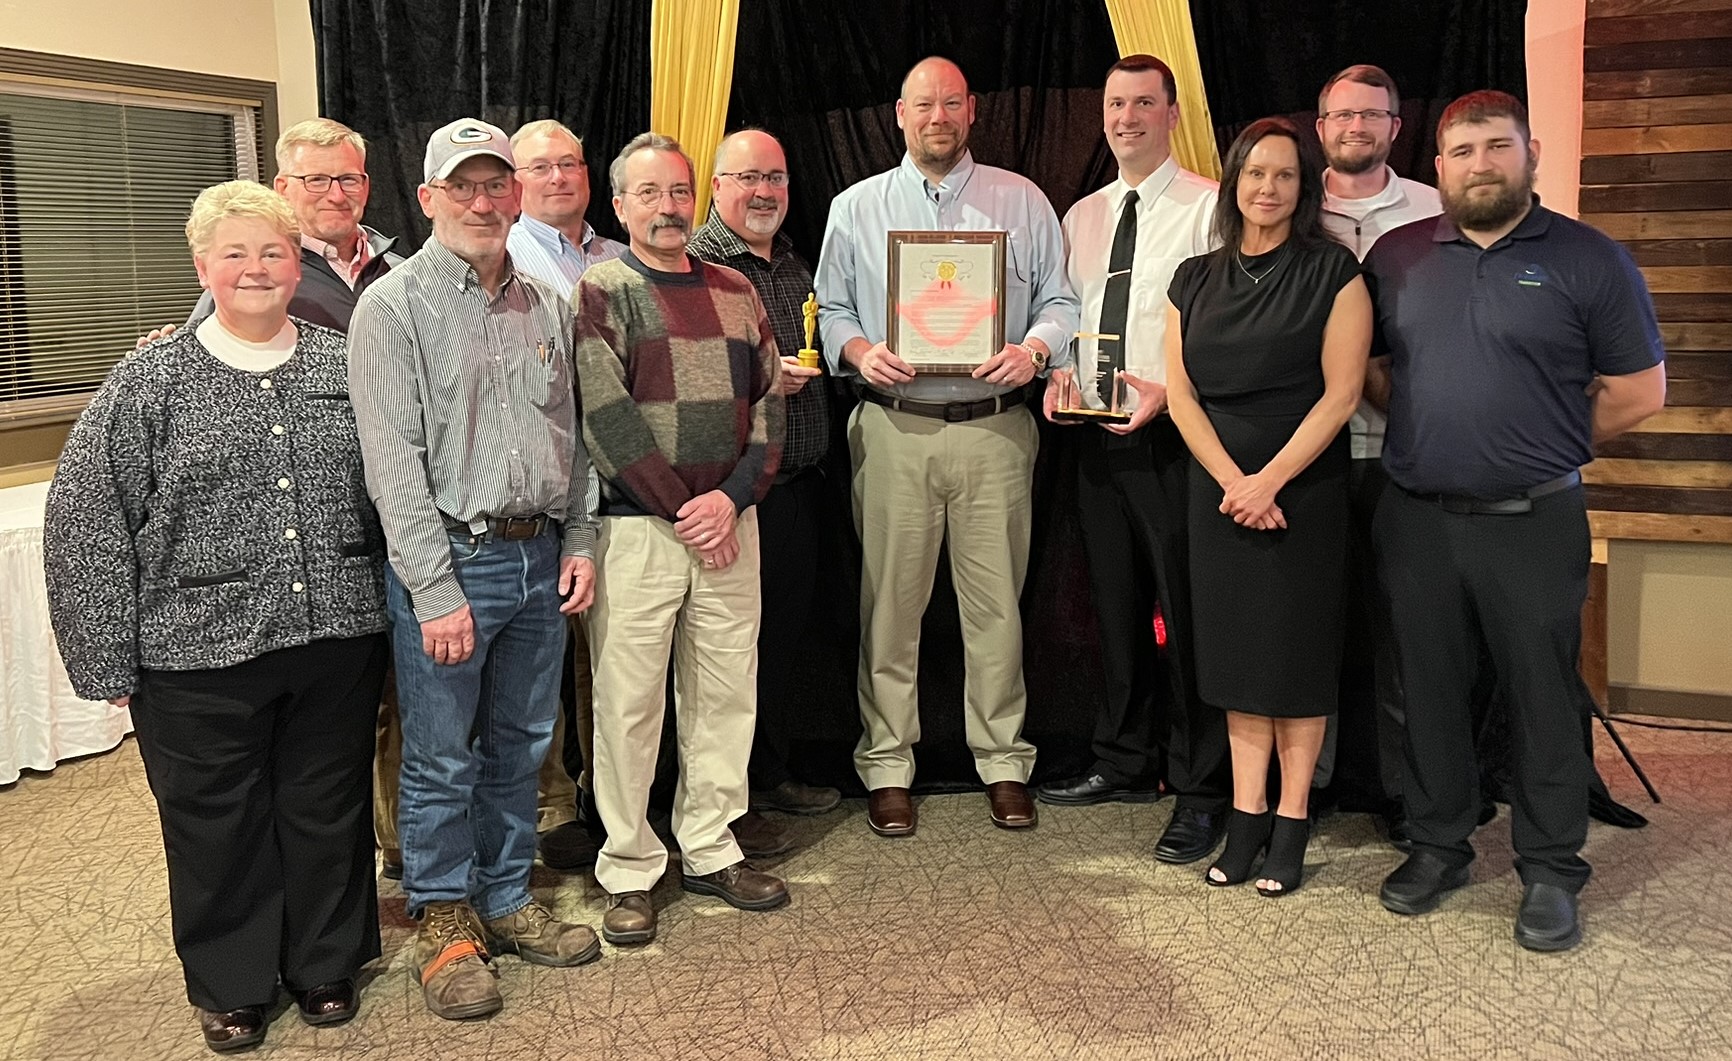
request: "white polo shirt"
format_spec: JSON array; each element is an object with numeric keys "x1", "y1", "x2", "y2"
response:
[
  {"x1": 1321, "y1": 166, "x2": 1443, "y2": 458},
  {"x1": 1062, "y1": 155, "x2": 1217, "y2": 410}
]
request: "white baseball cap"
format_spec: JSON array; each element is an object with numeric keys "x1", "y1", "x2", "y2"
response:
[{"x1": 423, "y1": 118, "x2": 515, "y2": 182}]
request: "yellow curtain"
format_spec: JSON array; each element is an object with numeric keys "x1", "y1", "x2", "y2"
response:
[
  {"x1": 1100, "y1": 0, "x2": 1222, "y2": 181},
  {"x1": 649, "y1": 0, "x2": 741, "y2": 221}
]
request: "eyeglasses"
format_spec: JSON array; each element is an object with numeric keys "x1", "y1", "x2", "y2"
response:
[
  {"x1": 627, "y1": 185, "x2": 695, "y2": 206},
  {"x1": 517, "y1": 157, "x2": 587, "y2": 180},
  {"x1": 433, "y1": 176, "x2": 516, "y2": 203},
  {"x1": 285, "y1": 172, "x2": 368, "y2": 194},
  {"x1": 717, "y1": 170, "x2": 789, "y2": 189},
  {"x1": 1322, "y1": 108, "x2": 1396, "y2": 125}
]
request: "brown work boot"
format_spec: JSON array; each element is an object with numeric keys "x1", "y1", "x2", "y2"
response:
[
  {"x1": 681, "y1": 861, "x2": 790, "y2": 911},
  {"x1": 411, "y1": 901, "x2": 501, "y2": 1020},
  {"x1": 482, "y1": 900, "x2": 601, "y2": 967},
  {"x1": 601, "y1": 891, "x2": 657, "y2": 945}
]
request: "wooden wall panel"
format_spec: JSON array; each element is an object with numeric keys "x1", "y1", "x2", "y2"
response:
[{"x1": 1581, "y1": 5, "x2": 1732, "y2": 547}]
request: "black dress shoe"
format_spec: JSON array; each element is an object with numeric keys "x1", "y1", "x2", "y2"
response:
[
  {"x1": 199, "y1": 1006, "x2": 267, "y2": 1053},
  {"x1": 1514, "y1": 882, "x2": 1582, "y2": 952},
  {"x1": 1155, "y1": 807, "x2": 1224, "y2": 864},
  {"x1": 1380, "y1": 850, "x2": 1471, "y2": 915},
  {"x1": 293, "y1": 979, "x2": 358, "y2": 1026},
  {"x1": 1035, "y1": 773, "x2": 1163, "y2": 806},
  {"x1": 538, "y1": 819, "x2": 600, "y2": 871}
]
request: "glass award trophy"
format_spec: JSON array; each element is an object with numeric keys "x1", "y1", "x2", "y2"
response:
[{"x1": 1051, "y1": 330, "x2": 1131, "y2": 424}]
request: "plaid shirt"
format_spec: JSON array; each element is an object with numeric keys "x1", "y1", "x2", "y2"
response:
[{"x1": 688, "y1": 215, "x2": 830, "y2": 474}]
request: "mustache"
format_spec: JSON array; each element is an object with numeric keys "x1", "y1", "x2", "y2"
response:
[
  {"x1": 649, "y1": 213, "x2": 689, "y2": 233},
  {"x1": 747, "y1": 196, "x2": 781, "y2": 211},
  {"x1": 1465, "y1": 174, "x2": 1507, "y2": 189}
]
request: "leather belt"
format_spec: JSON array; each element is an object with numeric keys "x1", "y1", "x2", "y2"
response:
[
  {"x1": 1406, "y1": 470, "x2": 1581, "y2": 515},
  {"x1": 442, "y1": 512, "x2": 556, "y2": 540},
  {"x1": 859, "y1": 387, "x2": 1027, "y2": 423}
]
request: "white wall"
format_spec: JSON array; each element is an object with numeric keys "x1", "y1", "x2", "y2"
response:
[{"x1": 0, "y1": 0, "x2": 319, "y2": 130}]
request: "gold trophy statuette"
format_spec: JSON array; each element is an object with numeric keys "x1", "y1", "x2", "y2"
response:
[
  {"x1": 1051, "y1": 331, "x2": 1130, "y2": 424},
  {"x1": 798, "y1": 291, "x2": 821, "y2": 369}
]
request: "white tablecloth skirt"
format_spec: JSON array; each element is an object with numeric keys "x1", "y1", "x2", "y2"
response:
[{"x1": 1, "y1": 481, "x2": 133, "y2": 785}]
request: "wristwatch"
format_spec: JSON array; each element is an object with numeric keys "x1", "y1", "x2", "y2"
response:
[{"x1": 1023, "y1": 343, "x2": 1048, "y2": 372}]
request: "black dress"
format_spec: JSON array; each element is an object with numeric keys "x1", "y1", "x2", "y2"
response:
[{"x1": 1167, "y1": 240, "x2": 1361, "y2": 718}]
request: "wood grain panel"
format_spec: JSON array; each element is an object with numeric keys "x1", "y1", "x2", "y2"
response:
[
  {"x1": 1589, "y1": 0, "x2": 1732, "y2": 17},
  {"x1": 1585, "y1": 94, "x2": 1732, "y2": 128},
  {"x1": 1585, "y1": 11, "x2": 1732, "y2": 46},
  {"x1": 1584, "y1": 457, "x2": 1732, "y2": 487},
  {"x1": 1666, "y1": 378, "x2": 1732, "y2": 404},
  {"x1": 1642, "y1": 266, "x2": 1732, "y2": 292},
  {"x1": 1623, "y1": 238, "x2": 1732, "y2": 265},
  {"x1": 1638, "y1": 405, "x2": 1732, "y2": 432},
  {"x1": 1596, "y1": 431, "x2": 1732, "y2": 460},
  {"x1": 1651, "y1": 293, "x2": 1732, "y2": 321},
  {"x1": 1581, "y1": 211, "x2": 1732, "y2": 239},
  {"x1": 1581, "y1": 150, "x2": 1732, "y2": 183},
  {"x1": 1585, "y1": 484, "x2": 1732, "y2": 513},
  {"x1": 1588, "y1": 510, "x2": 1732, "y2": 542},
  {"x1": 1584, "y1": 38, "x2": 1732, "y2": 73},
  {"x1": 1661, "y1": 323, "x2": 1732, "y2": 349},
  {"x1": 1585, "y1": 67, "x2": 1732, "y2": 100},
  {"x1": 1665, "y1": 351, "x2": 1732, "y2": 379},
  {"x1": 1580, "y1": 182, "x2": 1732, "y2": 212},
  {"x1": 1582, "y1": 123, "x2": 1732, "y2": 154}
]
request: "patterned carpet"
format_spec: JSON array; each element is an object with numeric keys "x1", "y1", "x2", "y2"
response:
[{"x1": 1, "y1": 722, "x2": 1728, "y2": 1061}]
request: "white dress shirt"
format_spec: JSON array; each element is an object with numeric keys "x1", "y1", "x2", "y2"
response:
[
  {"x1": 1321, "y1": 166, "x2": 1443, "y2": 458},
  {"x1": 1062, "y1": 156, "x2": 1217, "y2": 411}
]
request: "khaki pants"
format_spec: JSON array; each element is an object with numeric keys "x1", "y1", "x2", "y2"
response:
[
  {"x1": 849, "y1": 401, "x2": 1038, "y2": 789},
  {"x1": 374, "y1": 625, "x2": 589, "y2": 853},
  {"x1": 589, "y1": 510, "x2": 761, "y2": 894}
]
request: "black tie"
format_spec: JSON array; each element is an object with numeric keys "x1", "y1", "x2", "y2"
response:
[{"x1": 1096, "y1": 190, "x2": 1138, "y2": 382}]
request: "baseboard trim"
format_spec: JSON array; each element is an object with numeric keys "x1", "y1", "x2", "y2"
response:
[{"x1": 1608, "y1": 685, "x2": 1732, "y2": 723}]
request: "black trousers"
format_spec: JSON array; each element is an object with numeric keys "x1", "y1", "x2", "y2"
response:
[
  {"x1": 1318, "y1": 458, "x2": 1407, "y2": 804},
  {"x1": 132, "y1": 634, "x2": 389, "y2": 1010},
  {"x1": 748, "y1": 468, "x2": 825, "y2": 791},
  {"x1": 1074, "y1": 418, "x2": 1229, "y2": 810},
  {"x1": 1375, "y1": 484, "x2": 1594, "y2": 892}
]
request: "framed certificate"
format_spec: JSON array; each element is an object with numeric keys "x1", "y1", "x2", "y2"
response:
[{"x1": 886, "y1": 230, "x2": 1006, "y2": 374}]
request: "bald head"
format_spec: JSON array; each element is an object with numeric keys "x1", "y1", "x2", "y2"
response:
[
  {"x1": 711, "y1": 129, "x2": 789, "y2": 252},
  {"x1": 897, "y1": 57, "x2": 974, "y2": 177}
]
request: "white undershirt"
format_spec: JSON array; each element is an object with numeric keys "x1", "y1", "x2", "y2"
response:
[{"x1": 197, "y1": 316, "x2": 298, "y2": 373}]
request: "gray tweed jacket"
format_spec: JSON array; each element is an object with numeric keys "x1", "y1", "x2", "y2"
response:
[{"x1": 44, "y1": 319, "x2": 388, "y2": 700}]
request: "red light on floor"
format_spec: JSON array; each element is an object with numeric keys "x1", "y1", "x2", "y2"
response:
[{"x1": 1153, "y1": 604, "x2": 1167, "y2": 648}]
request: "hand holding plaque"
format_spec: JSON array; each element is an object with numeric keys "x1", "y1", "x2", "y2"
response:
[{"x1": 885, "y1": 231, "x2": 1006, "y2": 374}]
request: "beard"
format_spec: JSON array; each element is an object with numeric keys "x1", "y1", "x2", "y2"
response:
[
  {"x1": 1442, "y1": 161, "x2": 1536, "y2": 230},
  {"x1": 742, "y1": 196, "x2": 783, "y2": 236},
  {"x1": 1325, "y1": 138, "x2": 1386, "y2": 176},
  {"x1": 912, "y1": 125, "x2": 968, "y2": 170}
]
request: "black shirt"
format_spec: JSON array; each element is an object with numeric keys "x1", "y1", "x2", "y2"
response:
[{"x1": 1365, "y1": 202, "x2": 1664, "y2": 497}]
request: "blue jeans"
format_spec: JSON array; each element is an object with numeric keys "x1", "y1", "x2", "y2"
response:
[{"x1": 386, "y1": 527, "x2": 565, "y2": 920}]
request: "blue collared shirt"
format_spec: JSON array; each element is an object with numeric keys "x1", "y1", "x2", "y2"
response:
[
  {"x1": 815, "y1": 151, "x2": 1080, "y2": 402},
  {"x1": 506, "y1": 213, "x2": 627, "y2": 297}
]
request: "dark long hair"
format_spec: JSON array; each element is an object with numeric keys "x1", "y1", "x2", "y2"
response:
[{"x1": 1210, "y1": 117, "x2": 1329, "y2": 257}]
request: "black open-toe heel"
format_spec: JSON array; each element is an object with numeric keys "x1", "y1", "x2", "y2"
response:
[
  {"x1": 1205, "y1": 808, "x2": 1272, "y2": 886},
  {"x1": 1256, "y1": 815, "x2": 1310, "y2": 897}
]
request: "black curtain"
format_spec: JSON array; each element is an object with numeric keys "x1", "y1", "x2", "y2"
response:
[
  {"x1": 311, "y1": 0, "x2": 651, "y2": 250},
  {"x1": 1190, "y1": 0, "x2": 1529, "y2": 186}
]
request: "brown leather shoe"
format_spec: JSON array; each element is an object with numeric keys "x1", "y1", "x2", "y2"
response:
[
  {"x1": 866, "y1": 786, "x2": 916, "y2": 837},
  {"x1": 483, "y1": 900, "x2": 601, "y2": 967},
  {"x1": 412, "y1": 901, "x2": 502, "y2": 1020},
  {"x1": 198, "y1": 1006, "x2": 266, "y2": 1052},
  {"x1": 681, "y1": 861, "x2": 790, "y2": 911},
  {"x1": 602, "y1": 891, "x2": 657, "y2": 945},
  {"x1": 987, "y1": 781, "x2": 1037, "y2": 828},
  {"x1": 732, "y1": 809, "x2": 793, "y2": 858}
]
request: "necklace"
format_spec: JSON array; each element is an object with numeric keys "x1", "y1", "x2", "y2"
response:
[{"x1": 1236, "y1": 243, "x2": 1288, "y2": 284}]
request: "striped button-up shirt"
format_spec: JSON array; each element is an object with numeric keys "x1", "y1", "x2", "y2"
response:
[
  {"x1": 506, "y1": 214, "x2": 627, "y2": 299},
  {"x1": 348, "y1": 238, "x2": 598, "y2": 622}
]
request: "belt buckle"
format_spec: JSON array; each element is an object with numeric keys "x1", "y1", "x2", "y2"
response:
[
  {"x1": 943, "y1": 402, "x2": 971, "y2": 423},
  {"x1": 500, "y1": 516, "x2": 538, "y2": 540}
]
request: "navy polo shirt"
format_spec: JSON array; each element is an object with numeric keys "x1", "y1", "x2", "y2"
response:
[{"x1": 1364, "y1": 201, "x2": 1664, "y2": 497}]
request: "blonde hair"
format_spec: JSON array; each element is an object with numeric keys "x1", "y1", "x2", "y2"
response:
[
  {"x1": 510, "y1": 118, "x2": 583, "y2": 153},
  {"x1": 275, "y1": 117, "x2": 367, "y2": 174},
  {"x1": 185, "y1": 180, "x2": 300, "y2": 256}
]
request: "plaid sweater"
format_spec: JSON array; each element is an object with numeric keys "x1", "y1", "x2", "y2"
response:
[{"x1": 573, "y1": 252, "x2": 783, "y2": 519}]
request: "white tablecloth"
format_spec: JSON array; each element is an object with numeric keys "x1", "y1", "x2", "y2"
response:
[{"x1": 0, "y1": 480, "x2": 133, "y2": 784}]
